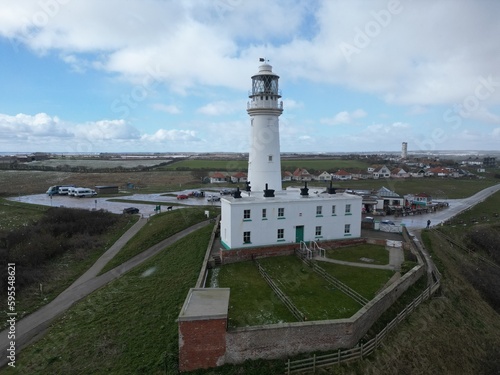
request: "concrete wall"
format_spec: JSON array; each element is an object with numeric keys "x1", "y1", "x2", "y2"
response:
[{"x1": 223, "y1": 263, "x2": 424, "y2": 364}]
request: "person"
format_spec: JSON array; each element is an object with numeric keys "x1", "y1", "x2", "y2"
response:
[{"x1": 426, "y1": 219, "x2": 431, "y2": 229}]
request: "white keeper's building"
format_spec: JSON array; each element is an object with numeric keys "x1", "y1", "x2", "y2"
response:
[{"x1": 219, "y1": 61, "x2": 362, "y2": 250}]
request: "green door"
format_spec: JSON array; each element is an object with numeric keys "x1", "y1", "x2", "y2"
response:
[{"x1": 295, "y1": 225, "x2": 304, "y2": 243}]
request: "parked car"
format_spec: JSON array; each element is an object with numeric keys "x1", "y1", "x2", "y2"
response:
[
  {"x1": 207, "y1": 195, "x2": 221, "y2": 202},
  {"x1": 123, "y1": 207, "x2": 139, "y2": 214},
  {"x1": 177, "y1": 194, "x2": 189, "y2": 200},
  {"x1": 381, "y1": 220, "x2": 396, "y2": 225},
  {"x1": 220, "y1": 188, "x2": 233, "y2": 195}
]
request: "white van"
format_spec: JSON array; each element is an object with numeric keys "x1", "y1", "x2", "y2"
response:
[
  {"x1": 58, "y1": 186, "x2": 75, "y2": 195},
  {"x1": 67, "y1": 187, "x2": 77, "y2": 196},
  {"x1": 73, "y1": 187, "x2": 97, "y2": 198}
]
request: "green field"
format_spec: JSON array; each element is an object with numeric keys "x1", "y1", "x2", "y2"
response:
[
  {"x1": 0, "y1": 199, "x2": 48, "y2": 230},
  {"x1": 161, "y1": 158, "x2": 371, "y2": 172},
  {"x1": 281, "y1": 158, "x2": 370, "y2": 171},
  {"x1": 160, "y1": 159, "x2": 248, "y2": 171},
  {"x1": 325, "y1": 244, "x2": 390, "y2": 265},
  {"x1": 100, "y1": 207, "x2": 219, "y2": 273},
  {"x1": 6, "y1": 225, "x2": 213, "y2": 375},
  {"x1": 209, "y1": 262, "x2": 296, "y2": 328}
]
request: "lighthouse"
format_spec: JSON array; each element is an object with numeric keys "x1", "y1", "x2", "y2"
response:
[
  {"x1": 218, "y1": 60, "x2": 362, "y2": 250},
  {"x1": 247, "y1": 60, "x2": 284, "y2": 193}
]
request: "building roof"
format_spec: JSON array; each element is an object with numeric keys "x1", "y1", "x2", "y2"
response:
[
  {"x1": 232, "y1": 171, "x2": 247, "y2": 178},
  {"x1": 334, "y1": 169, "x2": 351, "y2": 176},
  {"x1": 211, "y1": 172, "x2": 227, "y2": 178}
]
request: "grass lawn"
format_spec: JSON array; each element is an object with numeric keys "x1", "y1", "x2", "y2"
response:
[
  {"x1": 0, "y1": 199, "x2": 48, "y2": 230},
  {"x1": 0, "y1": 204, "x2": 137, "y2": 325},
  {"x1": 209, "y1": 262, "x2": 296, "y2": 328},
  {"x1": 325, "y1": 244, "x2": 390, "y2": 265},
  {"x1": 258, "y1": 256, "x2": 361, "y2": 320},
  {"x1": 100, "y1": 207, "x2": 219, "y2": 274},
  {"x1": 160, "y1": 159, "x2": 248, "y2": 171},
  {"x1": 318, "y1": 262, "x2": 395, "y2": 300},
  {"x1": 7, "y1": 225, "x2": 213, "y2": 375}
]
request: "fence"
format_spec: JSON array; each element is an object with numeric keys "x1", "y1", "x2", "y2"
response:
[
  {"x1": 195, "y1": 215, "x2": 220, "y2": 288},
  {"x1": 294, "y1": 250, "x2": 369, "y2": 306},
  {"x1": 431, "y1": 228, "x2": 500, "y2": 271},
  {"x1": 285, "y1": 280, "x2": 440, "y2": 374},
  {"x1": 255, "y1": 261, "x2": 305, "y2": 321}
]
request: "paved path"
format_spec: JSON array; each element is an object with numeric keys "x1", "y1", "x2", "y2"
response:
[
  {"x1": 0, "y1": 219, "x2": 210, "y2": 368},
  {"x1": 315, "y1": 245, "x2": 404, "y2": 271},
  {"x1": 401, "y1": 183, "x2": 500, "y2": 229}
]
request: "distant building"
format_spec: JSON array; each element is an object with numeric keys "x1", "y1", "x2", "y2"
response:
[
  {"x1": 401, "y1": 142, "x2": 408, "y2": 159},
  {"x1": 483, "y1": 157, "x2": 496, "y2": 168}
]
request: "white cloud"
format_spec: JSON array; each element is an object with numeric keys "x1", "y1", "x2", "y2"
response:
[
  {"x1": 197, "y1": 101, "x2": 240, "y2": 116},
  {"x1": 0, "y1": 113, "x2": 70, "y2": 138},
  {"x1": 74, "y1": 120, "x2": 140, "y2": 141},
  {"x1": 141, "y1": 129, "x2": 199, "y2": 142},
  {"x1": 321, "y1": 109, "x2": 367, "y2": 125},
  {"x1": 2, "y1": 0, "x2": 500, "y2": 107}
]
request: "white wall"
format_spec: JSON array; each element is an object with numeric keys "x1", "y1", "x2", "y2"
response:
[{"x1": 220, "y1": 193, "x2": 362, "y2": 249}]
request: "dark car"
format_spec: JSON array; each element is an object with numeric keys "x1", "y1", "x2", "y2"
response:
[
  {"x1": 381, "y1": 219, "x2": 396, "y2": 225},
  {"x1": 123, "y1": 207, "x2": 139, "y2": 214}
]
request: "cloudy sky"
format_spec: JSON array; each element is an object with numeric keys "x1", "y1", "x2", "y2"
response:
[{"x1": 1, "y1": 0, "x2": 499, "y2": 154}]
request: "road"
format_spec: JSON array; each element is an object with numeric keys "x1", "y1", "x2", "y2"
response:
[
  {"x1": 400, "y1": 183, "x2": 500, "y2": 229},
  {"x1": 8, "y1": 189, "x2": 222, "y2": 216}
]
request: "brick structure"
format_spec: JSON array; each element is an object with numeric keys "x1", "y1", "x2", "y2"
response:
[
  {"x1": 178, "y1": 288, "x2": 230, "y2": 372},
  {"x1": 219, "y1": 238, "x2": 367, "y2": 264}
]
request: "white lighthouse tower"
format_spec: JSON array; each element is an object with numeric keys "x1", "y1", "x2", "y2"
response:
[
  {"x1": 218, "y1": 60, "x2": 362, "y2": 251},
  {"x1": 247, "y1": 60, "x2": 284, "y2": 193}
]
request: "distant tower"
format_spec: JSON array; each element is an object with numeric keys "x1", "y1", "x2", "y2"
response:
[
  {"x1": 402, "y1": 142, "x2": 408, "y2": 159},
  {"x1": 247, "y1": 60, "x2": 284, "y2": 193}
]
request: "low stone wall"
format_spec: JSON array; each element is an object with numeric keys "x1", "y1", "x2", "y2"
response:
[
  {"x1": 219, "y1": 238, "x2": 368, "y2": 264},
  {"x1": 224, "y1": 263, "x2": 424, "y2": 363}
]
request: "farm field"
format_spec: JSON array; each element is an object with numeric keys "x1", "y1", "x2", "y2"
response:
[
  {"x1": 26, "y1": 158, "x2": 171, "y2": 169},
  {"x1": 161, "y1": 158, "x2": 370, "y2": 172}
]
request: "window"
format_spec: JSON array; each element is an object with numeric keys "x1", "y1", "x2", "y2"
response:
[
  {"x1": 278, "y1": 207, "x2": 285, "y2": 218},
  {"x1": 243, "y1": 231, "x2": 251, "y2": 243},
  {"x1": 316, "y1": 206, "x2": 322, "y2": 216},
  {"x1": 262, "y1": 208, "x2": 267, "y2": 219},
  {"x1": 277, "y1": 228, "x2": 284, "y2": 240},
  {"x1": 315, "y1": 226, "x2": 322, "y2": 236},
  {"x1": 268, "y1": 155, "x2": 273, "y2": 162},
  {"x1": 243, "y1": 209, "x2": 251, "y2": 220},
  {"x1": 331, "y1": 205, "x2": 336, "y2": 215},
  {"x1": 345, "y1": 204, "x2": 351, "y2": 214},
  {"x1": 344, "y1": 224, "x2": 351, "y2": 234}
]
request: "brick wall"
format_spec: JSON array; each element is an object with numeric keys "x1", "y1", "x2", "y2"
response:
[
  {"x1": 219, "y1": 238, "x2": 368, "y2": 264},
  {"x1": 178, "y1": 318, "x2": 227, "y2": 372}
]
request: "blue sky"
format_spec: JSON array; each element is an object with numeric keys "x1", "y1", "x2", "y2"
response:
[{"x1": 1, "y1": 0, "x2": 499, "y2": 154}]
